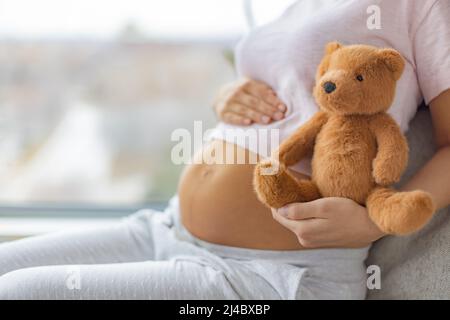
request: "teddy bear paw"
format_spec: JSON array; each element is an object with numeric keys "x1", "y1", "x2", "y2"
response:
[
  {"x1": 368, "y1": 190, "x2": 435, "y2": 235},
  {"x1": 256, "y1": 158, "x2": 284, "y2": 176}
]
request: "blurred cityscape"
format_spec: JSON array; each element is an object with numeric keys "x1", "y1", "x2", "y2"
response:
[{"x1": 0, "y1": 33, "x2": 237, "y2": 204}]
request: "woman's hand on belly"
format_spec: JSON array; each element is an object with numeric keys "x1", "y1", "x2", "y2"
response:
[
  {"x1": 272, "y1": 197, "x2": 386, "y2": 248},
  {"x1": 214, "y1": 78, "x2": 287, "y2": 125}
]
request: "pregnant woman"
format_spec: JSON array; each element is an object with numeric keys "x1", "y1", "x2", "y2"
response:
[{"x1": 0, "y1": 0, "x2": 449, "y2": 299}]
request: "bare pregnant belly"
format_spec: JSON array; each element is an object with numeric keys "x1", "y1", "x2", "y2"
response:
[{"x1": 178, "y1": 140, "x2": 305, "y2": 250}]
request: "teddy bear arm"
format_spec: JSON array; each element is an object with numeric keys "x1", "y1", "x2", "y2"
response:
[
  {"x1": 370, "y1": 114, "x2": 409, "y2": 186},
  {"x1": 275, "y1": 111, "x2": 328, "y2": 166}
]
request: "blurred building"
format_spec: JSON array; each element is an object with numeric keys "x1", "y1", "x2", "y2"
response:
[{"x1": 0, "y1": 36, "x2": 236, "y2": 204}]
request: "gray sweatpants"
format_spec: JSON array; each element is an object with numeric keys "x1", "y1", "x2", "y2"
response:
[{"x1": 0, "y1": 196, "x2": 370, "y2": 299}]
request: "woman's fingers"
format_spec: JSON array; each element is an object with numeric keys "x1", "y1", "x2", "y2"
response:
[
  {"x1": 236, "y1": 93, "x2": 285, "y2": 121},
  {"x1": 221, "y1": 112, "x2": 252, "y2": 125},
  {"x1": 215, "y1": 78, "x2": 288, "y2": 124},
  {"x1": 242, "y1": 80, "x2": 287, "y2": 112},
  {"x1": 227, "y1": 102, "x2": 272, "y2": 124},
  {"x1": 276, "y1": 199, "x2": 332, "y2": 220},
  {"x1": 271, "y1": 211, "x2": 327, "y2": 248},
  {"x1": 271, "y1": 198, "x2": 382, "y2": 248}
]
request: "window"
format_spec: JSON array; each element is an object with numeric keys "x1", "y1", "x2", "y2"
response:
[{"x1": 0, "y1": 0, "x2": 294, "y2": 207}]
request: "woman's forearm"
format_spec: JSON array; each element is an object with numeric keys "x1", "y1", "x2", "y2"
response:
[{"x1": 401, "y1": 146, "x2": 450, "y2": 210}]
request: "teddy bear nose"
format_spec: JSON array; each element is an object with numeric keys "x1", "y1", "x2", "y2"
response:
[{"x1": 323, "y1": 82, "x2": 336, "y2": 94}]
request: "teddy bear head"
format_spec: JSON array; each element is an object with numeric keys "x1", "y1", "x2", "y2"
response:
[{"x1": 313, "y1": 42, "x2": 405, "y2": 115}]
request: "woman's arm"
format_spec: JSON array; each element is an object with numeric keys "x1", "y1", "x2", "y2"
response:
[
  {"x1": 272, "y1": 89, "x2": 450, "y2": 249},
  {"x1": 401, "y1": 89, "x2": 450, "y2": 209}
]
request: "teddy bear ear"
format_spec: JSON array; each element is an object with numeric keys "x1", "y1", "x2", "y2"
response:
[
  {"x1": 325, "y1": 41, "x2": 342, "y2": 55},
  {"x1": 378, "y1": 49, "x2": 405, "y2": 80}
]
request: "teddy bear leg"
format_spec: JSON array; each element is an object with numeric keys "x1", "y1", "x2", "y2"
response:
[
  {"x1": 253, "y1": 160, "x2": 321, "y2": 209},
  {"x1": 366, "y1": 186, "x2": 435, "y2": 235}
]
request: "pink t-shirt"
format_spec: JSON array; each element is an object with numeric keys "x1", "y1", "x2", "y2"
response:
[{"x1": 208, "y1": 0, "x2": 450, "y2": 175}]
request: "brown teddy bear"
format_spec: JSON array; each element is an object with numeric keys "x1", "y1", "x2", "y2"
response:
[{"x1": 253, "y1": 42, "x2": 435, "y2": 235}]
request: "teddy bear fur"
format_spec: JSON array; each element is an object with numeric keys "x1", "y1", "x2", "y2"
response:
[{"x1": 253, "y1": 42, "x2": 435, "y2": 235}]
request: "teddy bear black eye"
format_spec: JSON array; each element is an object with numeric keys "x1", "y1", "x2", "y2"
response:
[{"x1": 356, "y1": 74, "x2": 364, "y2": 82}]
